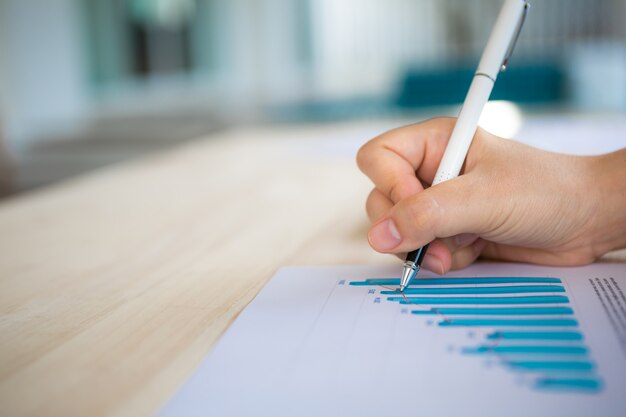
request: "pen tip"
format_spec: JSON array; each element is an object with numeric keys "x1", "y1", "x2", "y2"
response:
[{"x1": 399, "y1": 284, "x2": 406, "y2": 292}]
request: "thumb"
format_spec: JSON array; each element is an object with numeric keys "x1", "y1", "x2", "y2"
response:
[{"x1": 367, "y1": 175, "x2": 492, "y2": 253}]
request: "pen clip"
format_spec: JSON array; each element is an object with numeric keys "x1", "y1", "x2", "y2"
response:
[{"x1": 500, "y1": 2, "x2": 530, "y2": 72}]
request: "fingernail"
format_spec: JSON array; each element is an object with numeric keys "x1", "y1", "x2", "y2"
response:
[
  {"x1": 422, "y1": 254, "x2": 445, "y2": 275},
  {"x1": 368, "y1": 218, "x2": 402, "y2": 251},
  {"x1": 455, "y1": 233, "x2": 478, "y2": 248}
]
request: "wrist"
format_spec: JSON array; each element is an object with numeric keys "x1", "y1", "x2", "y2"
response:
[{"x1": 588, "y1": 149, "x2": 626, "y2": 256}]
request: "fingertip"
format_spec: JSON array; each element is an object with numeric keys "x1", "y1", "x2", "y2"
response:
[
  {"x1": 422, "y1": 254, "x2": 445, "y2": 275},
  {"x1": 365, "y1": 188, "x2": 394, "y2": 223},
  {"x1": 423, "y1": 240, "x2": 452, "y2": 274},
  {"x1": 448, "y1": 238, "x2": 487, "y2": 271}
]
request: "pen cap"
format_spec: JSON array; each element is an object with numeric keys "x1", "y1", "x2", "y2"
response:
[{"x1": 476, "y1": 0, "x2": 528, "y2": 81}]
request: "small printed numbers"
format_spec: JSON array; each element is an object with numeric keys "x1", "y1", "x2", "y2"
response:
[{"x1": 374, "y1": 297, "x2": 381, "y2": 304}]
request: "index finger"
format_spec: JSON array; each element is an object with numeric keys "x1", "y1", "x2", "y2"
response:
[{"x1": 356, "y1": 118, "x2": 456, "y2": 204}]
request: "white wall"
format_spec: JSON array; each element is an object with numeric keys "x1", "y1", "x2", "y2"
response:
[
  {"x1": 213, "y1": 0, "x2": 311, "y2": 105},
  {"x1": 0, "y1": 1, "x2": 7, "y2": 130},
  {"x1": 310, "y1": 0, "x2": 451, "y2": 99},
  {"x1": 306, "y1": 0, "x2": 626, "y2": 100},
  {"x1": 1, "y1": 0, "x2": 88, "y2": 150}
]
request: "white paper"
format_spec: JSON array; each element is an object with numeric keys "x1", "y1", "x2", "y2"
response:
[{"x1": 160, "y1": 263, "x2": 626, "y2": 417}]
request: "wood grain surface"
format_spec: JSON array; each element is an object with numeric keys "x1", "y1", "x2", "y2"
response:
[{"x1": 0, "y1": 124, "x2": 393, "y2": 417}]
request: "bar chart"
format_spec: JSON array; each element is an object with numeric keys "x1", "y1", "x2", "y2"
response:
[
  {"x1": 349, "y1": 276, "x2": 603, "y2": 393},
  {"x1": 162, "y1": 264, "x2": 626, "y2": 417}
]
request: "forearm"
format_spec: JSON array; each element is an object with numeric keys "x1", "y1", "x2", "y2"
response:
[{"x1": 589, "y1": 148, "x2": 626, "y2": 256}]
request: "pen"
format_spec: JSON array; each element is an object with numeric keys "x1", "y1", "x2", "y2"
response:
[{"x1": 399, "y1": 0, "x2": 529, "y2": 292}]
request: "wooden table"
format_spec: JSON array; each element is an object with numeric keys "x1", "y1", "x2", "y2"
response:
[
  {"x1": 1, "y1": 121, "x2": 624, "y2": 417},
  {"x1": 0, "y1": 122, "x2": 396, "y2": 417}
]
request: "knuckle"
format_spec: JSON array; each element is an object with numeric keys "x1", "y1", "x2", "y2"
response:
[
  {"x1": 365, "y1": 188, "x2": 392, "y2": 222},
  {"x1": 450, "y1": 245, "x2": 479, "y2": 270},
  {"x1": 365, "y1": 189, "x2": 377, "y2": 218},
  {"x1": 420, "y1": 194, "x2": 442, "y2": 230},
  {"x1": 388, "y1": 181, "x2": 404, "y2": 204},
  {"x1": 398, "y1": 194, "x2": 440, "y2": 238},
  {"x1": 356, "y1": 142, "x2": 374, "y2": 172}
]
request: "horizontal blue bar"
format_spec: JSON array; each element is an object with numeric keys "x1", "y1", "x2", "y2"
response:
[
  {"x1": 410, "y1": 310, "x2": 439, "y2": 315},
  {"x1": 508, "y1": 361, "x2": 595, "y2": 371},
  {"x1": 381, "y1": 285, "x2": 565, "y2": 295},
  {"x1": 487, "y1": 331, "x2": 584, "y2": 341},
  {"x1": 350, "y1": 277, "x2": 561, "y2": 286},
  {"x1": 535, "y1": 378, "x2": 602, "y2": 392},
  {"x1": 462, "y1": 345, "x2": 588, "y2": 355},
  {"x1": 439, "y1": 318, "x2": 578, "y2": 327},
  {"x1": 388, "y1": 296, "x2": 570, "y2": 305},
  {"x1": 411, "y1": 307, "x2": 574, "y2": 316}
]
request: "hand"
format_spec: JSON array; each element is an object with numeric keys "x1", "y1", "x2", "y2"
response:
[{"x1": 357, "y1": 117, "x2": 626, "y2": 274}]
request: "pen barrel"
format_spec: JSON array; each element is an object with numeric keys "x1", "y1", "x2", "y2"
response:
[
  {"x1": 433, "y1": 75, "x2": 493, "y2": 185},
  {"x1": 476, "y1": 0, "x2": 528, "y2": 80},
  {"x1": 407, "y1": 243, "x2": 429, "y2": 266}
]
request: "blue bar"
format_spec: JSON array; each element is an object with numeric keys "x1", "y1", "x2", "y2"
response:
[
  {"x1": 349, "y1": 277, "x2": 562, "y2": 286},
  {"x1": 507, "y1": 361, "x2": 595, "y2": 371},
  {"x1": 487, "y1": 331, "x2": 584, "y2": 341},
  {"x1": 462, "y1": 345, "x2": 588, "y2": 355},
  {"x1": 388, "y1": 296, "x2": 570, "y2": 304},
  {"x1": 411, "y1": 307, "x2": 574, "y2": 316},
  {"x1": 439, "y1": 318, "x2": 578, "y2": 327},
  {"x1": 381, "y1": 285, "x2": 565, "y2": 295},
  {"x1": 535, "y1": 378, "x2": 603, "y2": 392}
]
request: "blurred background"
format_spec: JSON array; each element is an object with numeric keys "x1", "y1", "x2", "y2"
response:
[{"x1": 0, "y1": 0, "x2": 625, "y2": 197}]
